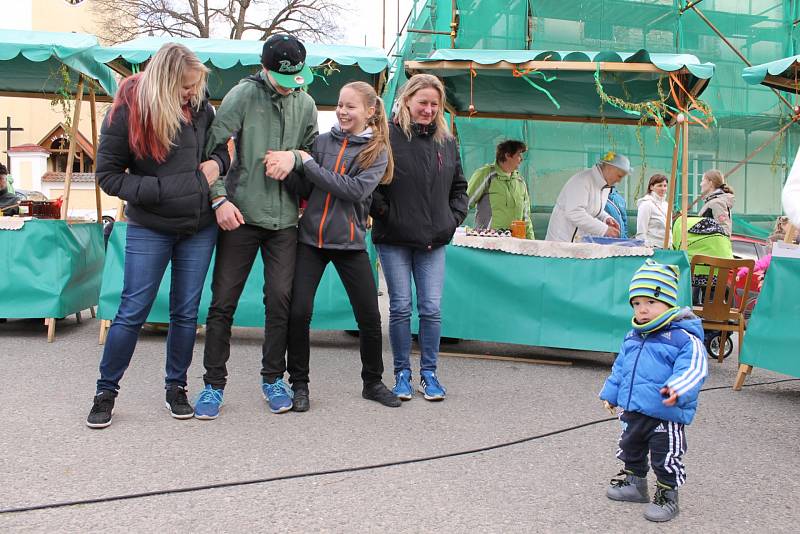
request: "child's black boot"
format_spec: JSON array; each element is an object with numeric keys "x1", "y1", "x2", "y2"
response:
[
  {"x1": 644, "y1": 482, "x2": 679, "y2": 522},
  {"x1": 606, "y1": 470, "x2": 649, "y2": 503}
]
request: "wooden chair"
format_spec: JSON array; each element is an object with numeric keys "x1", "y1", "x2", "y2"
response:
[{"x1": 690, "y1": 254, "x2": 755, "y2": 363}]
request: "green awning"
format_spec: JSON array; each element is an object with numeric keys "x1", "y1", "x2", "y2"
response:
[
  {"x1": 742, "y1": 56, "x2": 800, "y2": 93},
  {"x1": 91, "y1": 36, "x2": 389, "y2": 106},
  {"x1": 405, "y1": 49, "x2": 715, "y2": 124},
  {"x1": 0, "y1": 29, "x2": 118, "y2": 97}
]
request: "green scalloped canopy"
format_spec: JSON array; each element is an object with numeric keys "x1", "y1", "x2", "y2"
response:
[
  {"x1": 91, "y1": 36, "x2": 389, "y2": 106},
  {"x1": 0, "y1": 29, "x2": 118, "y2": 97},
  {"x1": 405, "y1": 49, "x2": 715, "y2": 123},
  {"x1": 742, "y1": 56, "x2": 800, "y2": 93}
]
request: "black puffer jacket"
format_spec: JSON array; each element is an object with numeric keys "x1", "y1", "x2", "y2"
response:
[
  {"x1": 370, "y1": 122, "x2": 467, "y2": 248},
  {"x1": 96, "y1": 94, "x2": 230, "y2": 235}
]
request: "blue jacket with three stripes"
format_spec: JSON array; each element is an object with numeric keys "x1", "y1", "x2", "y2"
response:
[{"x1": 600, "y1": 308, "x2": 707, "y2": 425}]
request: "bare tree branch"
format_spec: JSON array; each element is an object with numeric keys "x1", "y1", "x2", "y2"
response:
[{"x1": 91, "y1": 0, "x2": 344, "y2": 44}]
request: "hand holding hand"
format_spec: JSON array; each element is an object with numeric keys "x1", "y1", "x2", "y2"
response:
[
  {"x1": 264, "y1": 150, "x2": 295, "y2": 181},
  {"x1": 215, "y1": 200, "x2": 244, "y2": 231},
  {"x1": 199, "y1": 159, "x2": 221, "y2": 186},
  {"x1": 660, "y1": 386, "x2": 678, "y2": 406}
]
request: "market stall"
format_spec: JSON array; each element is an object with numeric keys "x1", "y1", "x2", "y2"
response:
[
  {"x1": 94, "y1": 37, "x2": 389, "y2": 339},
  {"x1": 401, "y1": 49, "x2": 715, "y2": 350},
  {"x1": 733, "y1": 57, "x2": 800, "y2": 386},
  {"x1": 0, "y1": 30, "x2": 117, "y2": 341}
]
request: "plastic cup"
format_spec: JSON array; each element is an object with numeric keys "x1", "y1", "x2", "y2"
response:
[{"x1": 511, "y1": 220, "x2": 526, "y2": 239}]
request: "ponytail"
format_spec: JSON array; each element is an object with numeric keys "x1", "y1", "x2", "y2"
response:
[
  {"x1": 703, "y1": 169, "x2": 735, "y2": 196},
  {"x1": 363, "y1": 96, "x2": 394, "y2": 184}
]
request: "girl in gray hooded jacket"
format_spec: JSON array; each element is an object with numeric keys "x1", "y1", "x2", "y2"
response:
[{"x1": 265, "y1": 81, "x2": 398, "y2": 410}]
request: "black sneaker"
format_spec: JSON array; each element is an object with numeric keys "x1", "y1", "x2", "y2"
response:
[
  {"x1": 292, "y1": 383, "x2": 310, "y2": 412},
  {"x1": 165, "y1": 386, "x2": 194, "y2": 419},
  {"x1": 86, "y1": 390, "x2": 116, "y2": 429},
  {"x1": 362, "y1": 382, "x2": 401, "y2": 407}
]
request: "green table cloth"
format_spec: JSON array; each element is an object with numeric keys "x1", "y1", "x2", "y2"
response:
[
  {"x1": 437, "y1": 246, "x2": 691, "y2": 353},
  {"x1": 0, "y1": 220, "x2": 104, "y2": 318},
  {"x1": 98, "y1": 222, "x2": 361, "y2": 330},
  {"x1": 738, "y1": 257, "x2": 800, "y2": 378}
]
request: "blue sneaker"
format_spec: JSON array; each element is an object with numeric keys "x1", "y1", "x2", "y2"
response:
[
  {"x1": 419, "y1": 371, "x2": 446, "y2": 401},
  {"x1": 194, "y1": 384, "x2": 223, "y2": 420},
  {"x1": 392, "y1": 369, "x2": 413, "y2": 400},
  {"x1": 262, "y1": 378, "x2": 293, "y2": 413}
]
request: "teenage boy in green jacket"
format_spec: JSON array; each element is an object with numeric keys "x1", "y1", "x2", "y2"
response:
[
  {"x1": 195, "y1": 34, "x2": 318, "y2": 420},
  {"x1": 467, "y1": 140, "x2": 534, "y2": 239}
]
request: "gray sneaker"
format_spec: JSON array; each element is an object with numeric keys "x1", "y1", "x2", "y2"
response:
[
  {"x1": 644, "y1": 485, "x2": 679, "y2": 522},
  {"x1": 606, "y1": 470, "x2": 650, "y2": 503}
]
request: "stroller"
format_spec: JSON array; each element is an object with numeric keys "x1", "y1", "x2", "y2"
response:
[{"x1": 671, "y1": 216, "x2": 736, "y2": 359}]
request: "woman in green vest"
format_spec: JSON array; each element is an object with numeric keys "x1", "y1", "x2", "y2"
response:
[{"x1": 466, "y1": 140, "x2": 534, "y2": 239}]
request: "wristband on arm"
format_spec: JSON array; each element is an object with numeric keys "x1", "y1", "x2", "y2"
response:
[{"x1": 211, "y1": 197, "x2": 228, "y2": 210}]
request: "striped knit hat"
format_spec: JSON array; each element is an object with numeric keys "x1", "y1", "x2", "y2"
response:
[{"x1": 629, "y1": 259, "x2": 680, "y2": 308}]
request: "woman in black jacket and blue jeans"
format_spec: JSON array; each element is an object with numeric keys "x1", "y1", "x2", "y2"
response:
[
  {"x1": 370, "y1": 74, "x2": 468, "y2": 401},
  {"x1": 86, "y1": 44, "x2": 230, "y2": 428}
]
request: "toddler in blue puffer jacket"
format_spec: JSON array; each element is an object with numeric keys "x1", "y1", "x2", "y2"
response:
[{"x1": 600, "y1": 259, "x2": 708, "y2": 523}]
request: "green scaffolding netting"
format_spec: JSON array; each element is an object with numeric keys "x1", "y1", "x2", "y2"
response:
[{"x1": 387, "y1": 0, "x2": 800, "y2": 236}]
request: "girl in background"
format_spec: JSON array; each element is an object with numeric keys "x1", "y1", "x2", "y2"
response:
[
  {"x1": 636, "y1": 174, "x2": 669, "y2": 247},
  {"x1": 697, "y1": 169, "x2": 735, "y2": 236}
]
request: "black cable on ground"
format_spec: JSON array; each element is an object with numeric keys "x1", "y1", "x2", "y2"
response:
[{"x1": 1, "y1": 377, "x2": 797, "y2": 515}]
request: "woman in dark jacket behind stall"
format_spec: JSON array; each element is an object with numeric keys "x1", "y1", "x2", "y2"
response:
[
  {"x1": 86, "y1": 43, "x2": 230, "y2": 429},
  {"x1": 370, "y1": 74, "x2": 468, "y2": 402}
]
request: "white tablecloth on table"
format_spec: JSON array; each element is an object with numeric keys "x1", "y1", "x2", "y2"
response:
[
  {"x1": 451, "y1": 234, "x2": 654, "y2": 259},
  {"x1": 0, "y1": 217, "x2": 31, "y2": 231}
]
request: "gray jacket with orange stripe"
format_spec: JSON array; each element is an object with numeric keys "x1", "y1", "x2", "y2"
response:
[{"x1": 286, "y1": 126, "x2": 388, "y2": 250}]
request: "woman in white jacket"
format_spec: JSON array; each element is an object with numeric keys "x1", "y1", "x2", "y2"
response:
[
  {"x1": 783, "y1": 145, "x2": 800, "y2": 228},
  {"x1": 636, "y1": 173, "x2": 669, "y2": 248}
]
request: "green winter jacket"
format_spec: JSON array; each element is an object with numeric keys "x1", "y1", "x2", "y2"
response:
[
  {"x1": 205, "y1": 70, "x2": 318, "y2": 230},
  {"x1": 466, "y1": 163, "x2": 534, "y2": 239}
]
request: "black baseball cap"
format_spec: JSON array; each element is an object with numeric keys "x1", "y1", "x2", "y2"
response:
[{"x1": 261, "y1": 34, "x2": 314, "y2": 89}]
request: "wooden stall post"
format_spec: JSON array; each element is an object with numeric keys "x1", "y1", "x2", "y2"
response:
[
  {"x1": 61, "y1": 75, "x2": 85, "y2": 221},
  {"x1": 90, "y1": 85, "x2": 101, "y2": 223},
  {"x1": 89, "y1": 84, "x2": 100, "y2": 320},
  {"x1": 663, "y1": 123, "x2": 682, "y2": 249},
  {"x1": 680, "y1": 119, "x2": 690, "y2": 250},
  {"x1": 49, "y1": 75, "x2": 84, "y2": 341}
]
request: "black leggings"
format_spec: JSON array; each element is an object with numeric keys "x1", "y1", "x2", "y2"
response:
[{"x1": 287, "y1": 243, "x2": 383, "y2": 386}]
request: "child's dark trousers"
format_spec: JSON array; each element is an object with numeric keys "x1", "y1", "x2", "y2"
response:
[{"x1": 617, "y1": 410, "x2": 687, "y2": 488}]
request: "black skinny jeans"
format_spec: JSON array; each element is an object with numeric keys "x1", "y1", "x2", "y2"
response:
[
  {"x1": 203, "y1": 224, "x2": 297, "y2": 388},
  {"x1": 288, "y1": 243, "x2": 384, "y2": 386}
]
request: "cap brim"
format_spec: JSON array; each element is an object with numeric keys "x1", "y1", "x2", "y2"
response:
[
  {"x1": 269, "y1": 65, "x2": 314, "y2": 89},
  {"x1": 602, "y1": 161, "x2": 631, "y2": 174}
]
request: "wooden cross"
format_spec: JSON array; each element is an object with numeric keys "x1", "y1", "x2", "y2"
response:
[{"x1": 1, "y1": 116, "x2": 24, "y2": 169}]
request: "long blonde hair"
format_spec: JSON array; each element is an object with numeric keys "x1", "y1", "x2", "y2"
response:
[
  {"x1": 342, "y1": 81, "x2": 394, "y2": 184},
  {"x1": 394, "y1": 74, "x2": 451, "y2": 144},
  {"x1": 703, "y1": 169, "x2": 735, "y2": 195},
  {"x1": 135, "y1": 43, "x2": 208, "y2": 161}
]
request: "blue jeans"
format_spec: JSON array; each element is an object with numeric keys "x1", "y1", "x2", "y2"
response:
[
  {"x1": 377, "y1": 244, "x2": 446, "y2": 374},
  {"x1": 97, "y1": 222, "x2": 217, "y2": 393}
]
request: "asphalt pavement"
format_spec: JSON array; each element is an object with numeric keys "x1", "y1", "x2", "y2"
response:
[{"x1": 1, "y1": 308, "x2": 798, "y2": 532}]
